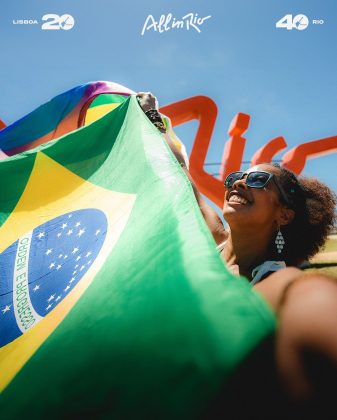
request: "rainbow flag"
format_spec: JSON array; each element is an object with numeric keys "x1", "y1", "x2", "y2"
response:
[
  {"x1": 0, "y1": 81, "x2": 133, "y2": 156},
  {"x1": 0, "y1": 81, "x2": 189, "y2": 165},
  {"x1": 0, "y1": 93, "x2": 275, "y2": 418}
]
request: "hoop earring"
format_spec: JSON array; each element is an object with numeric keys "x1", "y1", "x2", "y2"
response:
[{"x1": 275, "y1": 228, "x2": 285, "y2": 254}]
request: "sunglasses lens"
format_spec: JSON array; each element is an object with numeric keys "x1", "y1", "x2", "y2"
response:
[
  {"x1": 224, "y1": 172, "x2": 243, "y2": 188},
  {"x1": 247, "y1": 172, "x2": 271, "y2": 188}
]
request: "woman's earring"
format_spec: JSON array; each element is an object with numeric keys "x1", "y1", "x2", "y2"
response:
[{"x1": 275, "y1": 228, "x2": 285, "y2": 254}]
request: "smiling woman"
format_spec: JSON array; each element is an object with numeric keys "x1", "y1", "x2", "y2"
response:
[
  {"x1": 138, "y1": 92, "x2": 337, "y2": 416},
  {"x1": 221, "y1": 163, "x2": 336, "y2": 281},
  {"x1": 136, "y1": 92, "x2": 337, "y2": 282}
]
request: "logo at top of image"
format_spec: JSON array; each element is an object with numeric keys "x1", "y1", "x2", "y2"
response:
[
  {"x1": 141, "y1": 12, "x2": 211, "y2": 35},
  {"x1": 12, "y1": 14, "x2": 75, "y2": 31},
  {"x1": 42, "y1": 14, "x2": 75, "y2": 30},
  {"x1": 276, "y1": 14, "x2": 324, "y2": 31}
]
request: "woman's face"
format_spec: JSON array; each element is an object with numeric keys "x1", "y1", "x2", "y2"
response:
[{"x1": 222, "y1": 164, "x2": 287, "y2": 231}]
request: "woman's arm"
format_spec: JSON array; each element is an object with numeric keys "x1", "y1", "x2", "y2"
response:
[
  {"x1": 255, "y1": 269, "x2": 337, "y2": 401},
  {"x1": 137, "y1": 92, "x2": 227, "y2": 245},
  {"x1": 164, "y1": 133, "x2": 227, "y2": 245}
]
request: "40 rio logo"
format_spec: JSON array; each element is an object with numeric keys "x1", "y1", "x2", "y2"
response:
[{"x1": 276, "y1": 14, "x2": 324, "y2": 31}]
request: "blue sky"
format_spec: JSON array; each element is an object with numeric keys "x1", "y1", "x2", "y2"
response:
[{"x1": 1, "y1": 0, "x2": 336, "y2": 212}]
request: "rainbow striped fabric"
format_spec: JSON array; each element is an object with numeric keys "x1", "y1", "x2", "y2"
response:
[
  {"x1": 0, "y1": 81, "x2": 188, "y2": 164},
  {"x1": 0, "y1": 81, "x2": 133, "y2": 156}
]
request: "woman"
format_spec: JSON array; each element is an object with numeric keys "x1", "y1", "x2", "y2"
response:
[
  {"x1": 219, "y1": 164, "x2": 336, "y2": 284},
  {"x1": 137, "y1": 92, "x2": 337, "y2": 410},
  {"x1": 137, "y1": 92, "x2": 336, "y2": 282}
]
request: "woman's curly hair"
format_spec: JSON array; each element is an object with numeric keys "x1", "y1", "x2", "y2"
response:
[{"x1": 270, "y1": 164, "x2": 337, "y2": 266}]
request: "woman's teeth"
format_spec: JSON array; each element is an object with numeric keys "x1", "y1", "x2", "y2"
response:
[{"x1": 229, "y1": 195, "x2": 248, "y2": 205}]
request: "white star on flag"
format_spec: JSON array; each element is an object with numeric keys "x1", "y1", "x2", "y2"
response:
[
  {"x1": 61, "y1": 223, "x2": 67, "y2": 229},
  {"x1": 49, "y1": 262, "x2": 55, "y2": 269},
  {"x1": 72, "y1": 247, "x2": 79, "y2": 254},
  {"x1": 45, "y1": 249, "x2": 53, "y2": 255},
  {"x1": 2, "y1": 305, "x2": 11, "y2": 314},
  {"x1": 37, "y1": 232, "x2": 45, "y2": 239},
  {"x1": 77, "y1": 229, "x2": 85, "y2": 237},
  {"x1": 47, "y1": 294, "x2": 55, "y2": 302},
  {"x1": 67, "y1": 229, "x2": 73, "y2": 236},
  {"x1": 33, "y1": 284, "x2": 40, "y2": 292}
]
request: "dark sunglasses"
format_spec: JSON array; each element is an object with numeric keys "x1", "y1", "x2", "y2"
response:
[{"x1": 224, "y1": 171, "x2": 291, "y2": 206}]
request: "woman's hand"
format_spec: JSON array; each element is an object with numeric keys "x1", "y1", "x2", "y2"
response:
[
  {"x1": 136, "y1": 92, "x2": 158, "y2": 112},
  {"x1": 136, "y1": 92, "x2": 166, "y2": 133}
]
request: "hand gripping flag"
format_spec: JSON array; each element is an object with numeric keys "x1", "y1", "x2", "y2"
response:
[
  {"x1": 0, "y1": 95, "x2": 275, "y2": 418},
  {"x1": 0, "y1": 80, "x2": 188, "y2": 166}
]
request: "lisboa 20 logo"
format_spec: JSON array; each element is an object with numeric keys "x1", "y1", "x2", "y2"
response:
[{"x1": 42, "y1": 14, "x2": 75, "y2": 30}]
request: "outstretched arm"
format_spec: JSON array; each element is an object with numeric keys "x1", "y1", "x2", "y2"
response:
[
  {"x1": 255, "y1": 268, "x2": 337, "y2": 403},
  {"x1": 137, "y1": 92, "x2": 227, "y2": 245}
]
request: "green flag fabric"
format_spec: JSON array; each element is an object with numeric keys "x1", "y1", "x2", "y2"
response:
[{"x1": 0, "y1": 96, "x2": 275, "y2": 418}]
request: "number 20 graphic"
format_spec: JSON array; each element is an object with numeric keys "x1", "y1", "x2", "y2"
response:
[{"x1": 41, "y1": 14, "x2": 75, "y2": 31}]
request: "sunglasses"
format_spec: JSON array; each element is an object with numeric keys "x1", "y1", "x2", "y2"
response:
[{"x1": 224, "y1": 171, "x2": 291, "y2": 206}]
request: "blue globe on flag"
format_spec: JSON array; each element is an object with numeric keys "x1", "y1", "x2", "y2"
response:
[{"x1": 0, "y1": 209, "x2": 107, "y2": 347}]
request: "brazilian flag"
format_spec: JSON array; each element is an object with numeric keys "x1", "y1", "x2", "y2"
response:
[{"x1": 0, "y1": 96, "x2": 275, "y2": 418}]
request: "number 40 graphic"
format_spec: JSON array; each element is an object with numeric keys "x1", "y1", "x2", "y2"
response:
[
  {"x1": 42, "y1": 14, "x2": 75, "y2": 31},
  {"x1": 276, "y1": 14, "x2": 309, "y2": 31}
]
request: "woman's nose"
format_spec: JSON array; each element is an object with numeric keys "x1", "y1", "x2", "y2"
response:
[{"x1": 232, "y1": 178, "x2": 248, "y2": 190}]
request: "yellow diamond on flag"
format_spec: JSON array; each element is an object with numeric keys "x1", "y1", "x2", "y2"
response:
[{"x1": 0, "y1": 152, "x2": 136, "y2": 391}]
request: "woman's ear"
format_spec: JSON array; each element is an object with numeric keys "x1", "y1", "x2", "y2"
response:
[{"x1": 279, "y1": 207, "x2": 295, "y2": 226}]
